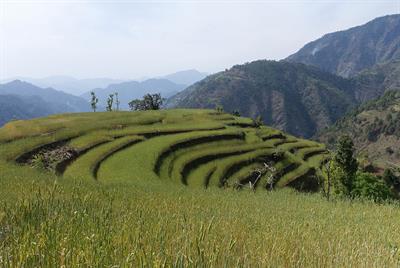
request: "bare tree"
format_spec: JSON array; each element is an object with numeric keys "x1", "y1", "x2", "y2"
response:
[
  {"x1": 114, "y1": 92, "x2": 120, "y2": 111},
  {"x1": 106, "y1": 94, "x2": 114, "y2": 112},
  {"x1": 90, "y1": 91, "x2": 98, "y2": 112},
  {"x1": 236, "y1": 159, "x2": 277, "y2": 192},
  {"x1": 321, "y1": 156, "x2": 333, "y2": 201}
]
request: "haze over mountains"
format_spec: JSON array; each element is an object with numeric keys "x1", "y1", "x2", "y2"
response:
[
  {"x1": 1, "y1": 69, "x2": 208, "y2": 97},
  {"x1": 0, "y1": 80, "x2": 91, "y2": 126},
  {"x1": 0, "y1": 76, "x2": 125, "y2": 96},
  {"x1": 0, "y1": 69, "x2": 207, "y2": 125}
]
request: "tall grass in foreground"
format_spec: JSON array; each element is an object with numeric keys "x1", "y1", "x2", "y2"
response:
[{"x1": 1, "y1": 170, "x2": 400, "y2": 267}]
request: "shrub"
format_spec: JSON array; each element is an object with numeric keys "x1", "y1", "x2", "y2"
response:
[
  {"x1": 382, "y1": 169, "x2": 399, "y2": 187},
  {"x1": 352, "y1": 172, "x2": 393, "y2": 202},
  {"x1": 333, "y1": 135, "x2": 358, "y2": 196},
  {"x1": 129, "y1": 93, "x2": 164, "y2": 111},
  {"x1": 231, "y1": 110, "x2": 240, "y2": 117},
  {"x1": 385, "y1": 147, "x2": 394, "y2": 155},
  {"x1": 252, "y1": 116, "x2": 263, "y2": 128},
  {"x1": 215, "y1": 104, "x2": 224, "y2": 113}
]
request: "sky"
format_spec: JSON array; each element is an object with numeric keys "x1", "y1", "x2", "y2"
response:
[{"x1": 0, "y1": 0, "x2": 399, "y2": 80}]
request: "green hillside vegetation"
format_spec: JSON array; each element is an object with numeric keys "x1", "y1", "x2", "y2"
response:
[
  {"x1": 2, "y1": 110, "x2": 400, "y2": 266},
  {"x1": 352, "y1": 59, "x2": 400, "y2": 102},
  {"x1": 317, "y1": 91, "x2": 400, "y2": 170},
  {"x1": 168, "y1": 60, "x2": 355, "y2": 138}
]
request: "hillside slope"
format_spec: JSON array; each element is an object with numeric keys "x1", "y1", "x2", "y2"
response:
[
  {"x1": 317, "y1": 91, "x2": 400, "y2": 169},
  {"x1": 168, "y1": 60, "x2": 356, "y2": 138},
  {"x1": 352, "y1": 59, "x2": 400, "y2": 102},
  {"x1": 0, "y1": 80, "x2": 90, "y2": 112},
  {"x1": 0, "y1": 80, "x2": 91, "y2": 125},
  {"x1": 287, "y1": 14, "x2": 400, "y2": 77},
  {"x1": 0, "y1": 95, "x2": 56, "y2": 126}
]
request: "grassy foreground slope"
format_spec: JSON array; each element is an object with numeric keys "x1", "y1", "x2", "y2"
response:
[{"x1": 0, "y1": 110, "x2": 400, "y2": 266}]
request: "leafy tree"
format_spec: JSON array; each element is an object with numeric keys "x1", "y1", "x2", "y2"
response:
[
  {"x1": 90, "y1": 91, "x2": 98, "y2": 112},
  {"x1": 215, "y1": 104, "x2": 224, "y2": 113},
  {"x1": 252, "y1": 115, "x2": 263, "y2": 128},
  {"x1": 114, "y1": 92, "x2": 120, "y2": 111},
  {"x1": 106, "y1": 94, "x2": 114, "y2": 112},
  {"x1": 231, "y1": 110, "x2": 240, "y2": 117},
  {"x1": 352, "y1": 172, "x2": 393, "y2": 202},
  {"x1": 129, "y1": 93, "x2": 164, "y2": 111},
  {"x1": 382, "y1": 169, "x2": 399, "y2": 187},
  {"x1": 333, "y1": 135, "x2": 358, "y2": 197}
]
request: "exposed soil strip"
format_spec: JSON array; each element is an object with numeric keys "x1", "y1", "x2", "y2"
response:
[
  {"x1": 55, "y1": 140, "x2": 110, "y2": 176},
  {"x1": 261, "y1": 133, "x2": 286, "y2": 141},
  {"x1": 220, "y1": 152, "x2": 283, "y2": 187},
  {"x1": 287, "y1": 168, "x2": 318, "y2": 192},
  {"x1": 154, "y1": 133, "x2": 245, "y2": 175},
  {"x1": 204, "y1": 167, "x2": 217, "y2": 187},
  {"x1": 226, "y1": 122, "x2": 254, "y2": 128},
  {"x1": 275, "y1": 162, "x2": 301, "y2": 182},
  {"x1": 303, "y1": 149, "x2": 328, "y2": 161},
  {"x1": 181, "y1": 149, "x2": 254, "y2": 186},
  {"x1": 274, "y1": 139, "x2": 297, "y2": 147},
  {"x1": 15, "y1": 138, "x2": 75, "y2": 164}
]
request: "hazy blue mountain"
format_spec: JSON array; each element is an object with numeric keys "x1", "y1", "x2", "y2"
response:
[
  {"x1": 81, "y1": 78, "x2": 186, "y2": 110},
  {"x1": 0, "y1": 95, "x2": 57, "y2": 126},
  {"x1": 0, "y1": 80, "x2": 90, "y2": 113},
  {"x1": 286, "y1": 14, "x2": 400, "y2": 77},
  {"x1": 162, "y1": 69, "x2": 208, "y2": 86},
  {"x1": 1, "y1": 76, "x2": 125, "y2": 96}
]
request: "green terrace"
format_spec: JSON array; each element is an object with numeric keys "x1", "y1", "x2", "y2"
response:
[{"x1": 0, "y1": 109, "x2": 328, "y2": 192}]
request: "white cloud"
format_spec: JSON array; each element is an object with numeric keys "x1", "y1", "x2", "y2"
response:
[{"x1": 1, "y1": 1, "x2": 398, "y2": 79}]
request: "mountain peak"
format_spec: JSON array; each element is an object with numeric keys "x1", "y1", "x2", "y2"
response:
[{"x1": 286, "y1": 14, "x2": 400, "y2": 77}]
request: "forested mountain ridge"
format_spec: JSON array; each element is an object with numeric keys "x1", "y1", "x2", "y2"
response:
[
  {"x1": 168, "y1": 60, "x2": 356, "y2": 138},
  {"x1": 286, "y1": 14, "x2": 400, "y2": 77},
  {"x1": 351, "y1": 59, "x2": 400, "y2": 102},
  {"x1": 316, "y1": 91, "x2": 400, "y2": 169}
]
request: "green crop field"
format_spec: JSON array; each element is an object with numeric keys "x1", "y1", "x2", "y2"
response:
[{"x1": 1, "y1": 109, "x2": 399, "y2": 266}]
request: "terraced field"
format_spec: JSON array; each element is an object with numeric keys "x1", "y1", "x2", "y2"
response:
[
  {"x1": 0, "y1": 109, "x2": 328, "y2": 191},
  {"x1": 4, "y1": 109, "x2": 400, "y2": 267}
]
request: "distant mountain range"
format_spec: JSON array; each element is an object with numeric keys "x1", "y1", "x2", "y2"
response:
[
  {"x1": 286, "y1": 14, "x2": 400, "y2": 77},
  {"x1": 0, "y1": 80, "x2": 90, "y2": 126},
  {"x1": 0, "y1": 76, "x2": 124, "y2": 96},
  {"x1": 2, "y1": 69, "x2": 208, "y2": 96},
  {"x1": 162, "y1": 69, "x2": 208, "y2": 86},
  {"x1": 81, "y1": 78, "x2": 187, "y2": 110}
]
